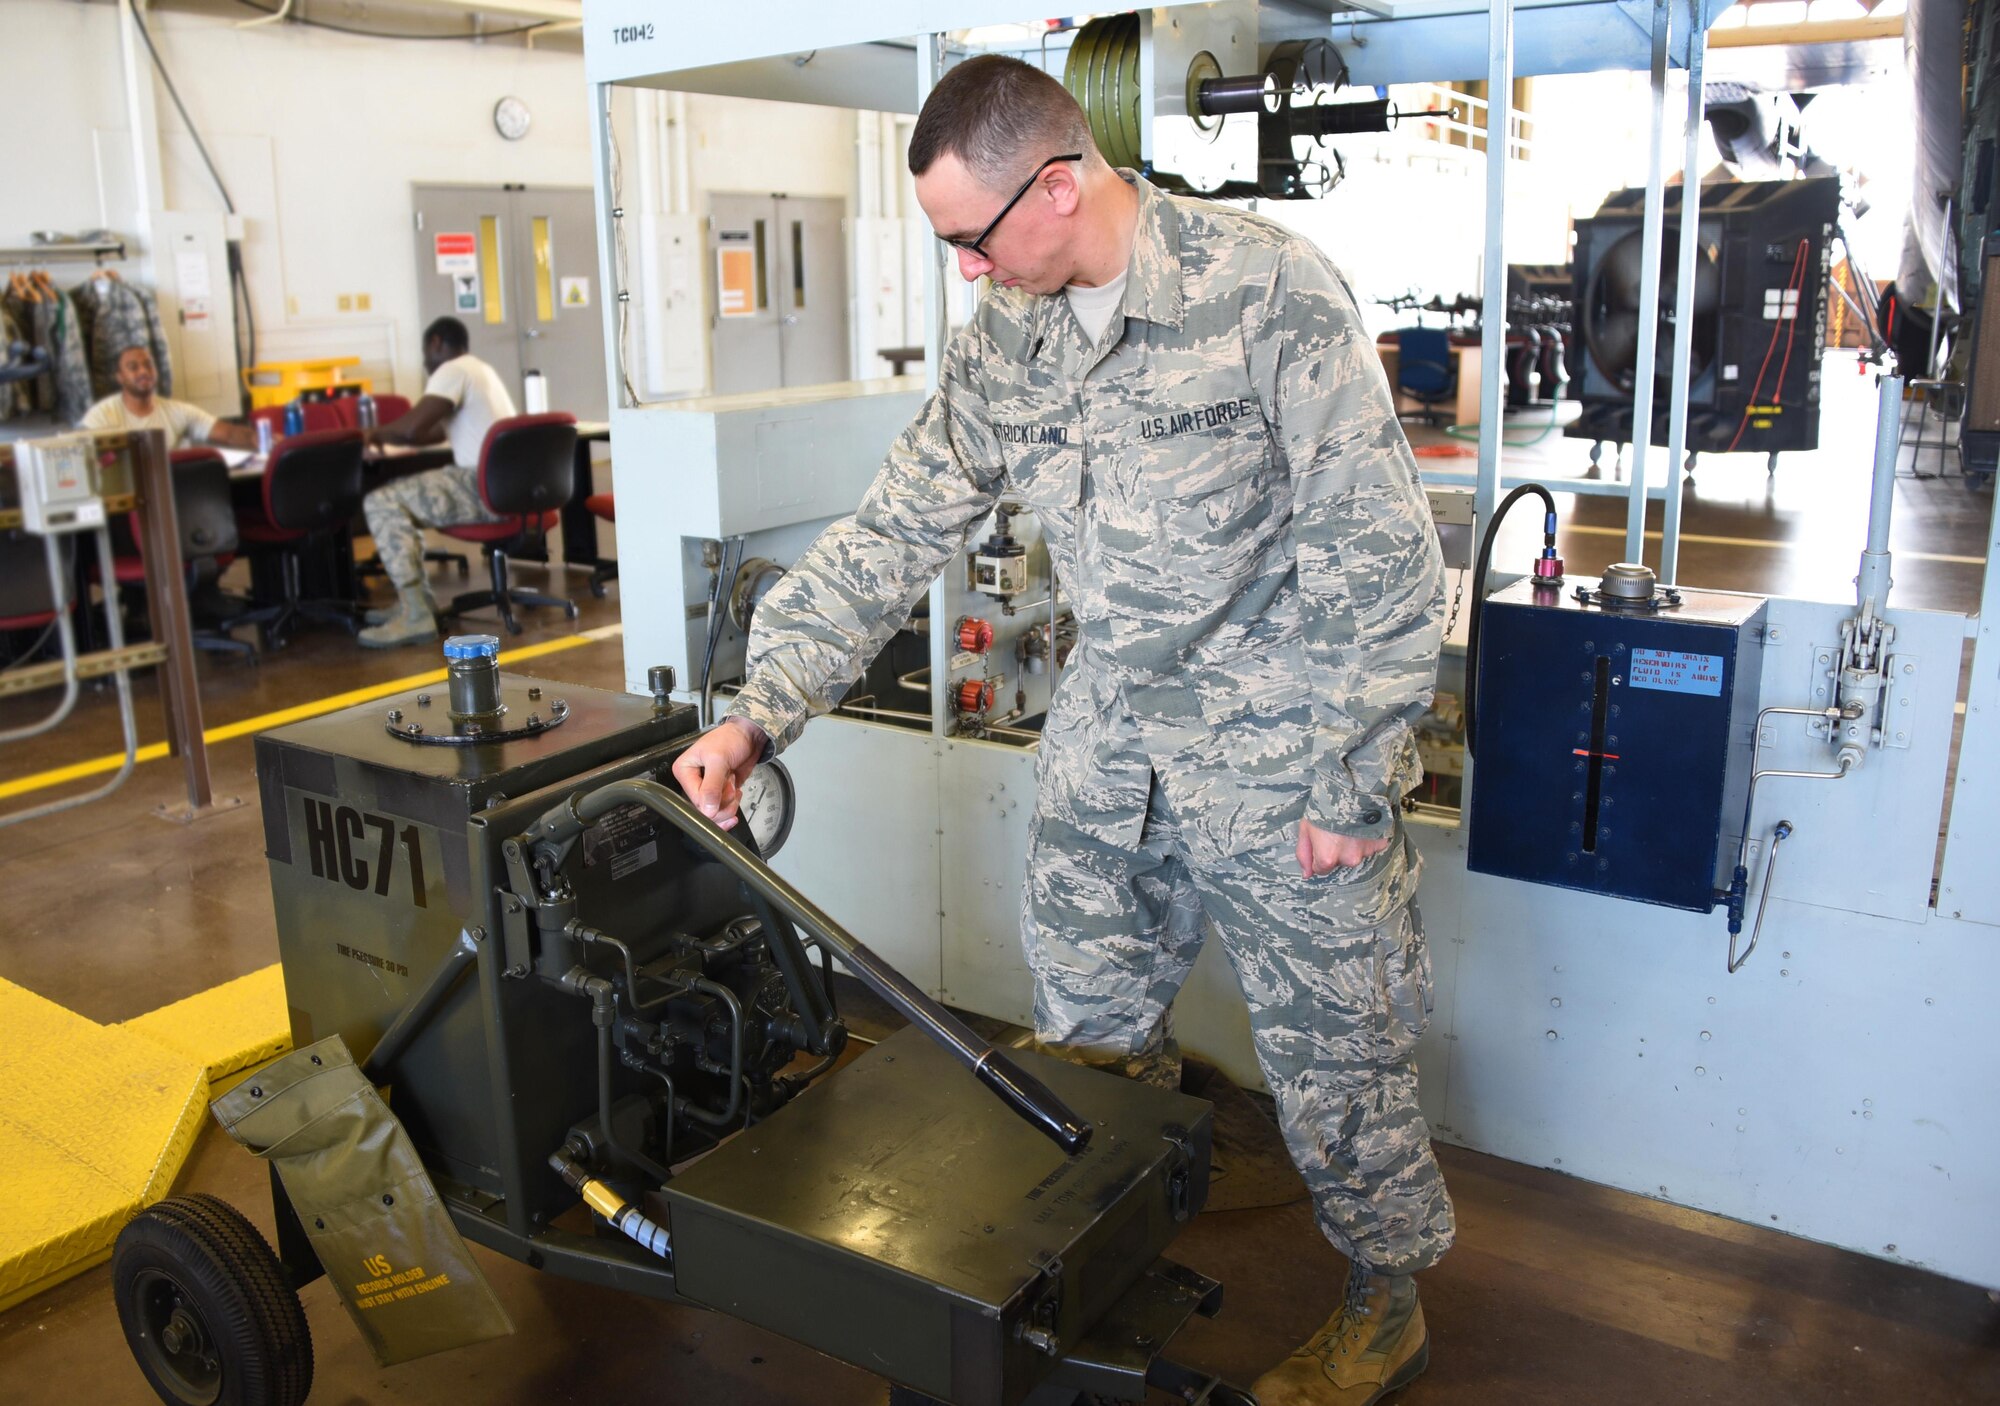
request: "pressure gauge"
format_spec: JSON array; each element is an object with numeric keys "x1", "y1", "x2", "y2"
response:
[
  {"x1": 494, "y1": 96, "x2": 532, "y2": 141},
  {"x1": 739, "y1": 761, "x2": 796, "y2": 859}
]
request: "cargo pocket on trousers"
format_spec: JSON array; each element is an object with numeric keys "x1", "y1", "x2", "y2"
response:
[
  {"x1": 1377, "y1": 902, "x2": 1433, "y2": 1067},
  {"x1": 212, "y1": 1035, "x2": 512, "y2": 1366}
]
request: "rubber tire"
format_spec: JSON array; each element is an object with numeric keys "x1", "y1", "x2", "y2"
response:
[{"x1": 113, "y1": 1194, "x2": 314, "y2": 1406}]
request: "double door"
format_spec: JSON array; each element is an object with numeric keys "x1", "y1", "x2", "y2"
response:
[
  {"x1": 708, "y1": 193, "x2": 849, "y2": 395},
  {"x1": 411, "y1": 185, "x2": 608, "y2": 422}
]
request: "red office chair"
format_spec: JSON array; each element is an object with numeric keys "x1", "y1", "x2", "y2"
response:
[
  {"x1": 584, "y1": 492, "x2": 616, "y2": 597},
  {"x1": 233, "y1": 428, "x2": 367, "y2": 648},
  {"x1": 440, "y1": 413, "x2": 580, "y2": 634}
]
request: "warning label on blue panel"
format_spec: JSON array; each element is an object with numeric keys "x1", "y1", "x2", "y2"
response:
[{"x1": 1629, "y1": 648, "x2": 1724, "y2": 696}]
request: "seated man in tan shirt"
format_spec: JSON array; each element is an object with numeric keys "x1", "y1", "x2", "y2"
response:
[{"x1": 79, "y1": 345, "x2": 256, "y2": 451}]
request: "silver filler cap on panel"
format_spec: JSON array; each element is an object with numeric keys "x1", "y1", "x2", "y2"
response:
[{"x1": 1598, "y1": 563, "x2": 1658, "y2": 603}]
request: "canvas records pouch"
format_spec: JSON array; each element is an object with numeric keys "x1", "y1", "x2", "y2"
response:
[{"x1": 211, "y1": 1035, "x2": 512, "y2": 1366}]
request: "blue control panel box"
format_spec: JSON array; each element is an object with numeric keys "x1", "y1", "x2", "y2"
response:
[{"x1": 1466, "y1": 579, "x2": 1766, "y2": 911}]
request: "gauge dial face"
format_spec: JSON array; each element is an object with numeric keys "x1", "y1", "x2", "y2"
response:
[
  {"x1": 739, "y1": 761, "x2": 796, "y2": 858},
  {"x1": 494, "y1": 96, "x2": 532, "y2": 141}
]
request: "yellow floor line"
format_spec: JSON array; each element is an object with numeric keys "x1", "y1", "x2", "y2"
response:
[
  {"x1": 1559, "y1": 522, "x2": 1986, "y2": 567},
  {"x1": 0, "y1": 623, "x2": 625, "y2": 802}
]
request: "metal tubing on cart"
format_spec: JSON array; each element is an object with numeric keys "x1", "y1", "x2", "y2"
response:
[
  {"x1": 528, "y1": 777, "x2": 1094, "y2": 1155},
  {"x1": 363, "y1": 931, "x2": 479, "y2": 1083}
]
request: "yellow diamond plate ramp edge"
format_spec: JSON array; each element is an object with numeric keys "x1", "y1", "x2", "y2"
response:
[
  {"x1": 123, "y1": 964, "x2": 293, "y2": 1086},
  {"x1": 0, "y1": 966, "x2": 293, "y2": 1311}
]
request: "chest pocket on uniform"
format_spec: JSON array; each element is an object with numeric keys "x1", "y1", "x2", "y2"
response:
[{"x1": 1126, "y1": 368, "x2": 1273, "y2": 526}]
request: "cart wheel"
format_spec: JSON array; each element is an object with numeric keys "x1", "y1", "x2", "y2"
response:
[{"x1": 113, "y1": 1194, "x2": 314, "y2": 1406}]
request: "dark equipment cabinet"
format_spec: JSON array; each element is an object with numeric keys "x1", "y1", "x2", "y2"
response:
[{"x1": 1468, "y1": 579, "x2": 1765, "y2": 911}]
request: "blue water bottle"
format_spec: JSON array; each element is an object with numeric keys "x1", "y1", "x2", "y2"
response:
[{"x1": 283, "y1": 398, "x2": 305, "y2": 437}]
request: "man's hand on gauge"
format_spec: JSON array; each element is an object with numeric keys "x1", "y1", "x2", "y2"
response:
[
  {"x1": 670, "y1": 716, "x2": 766, "y2": 830},
  {"x1": 1296, "y1": 818, "x2": 1390, "y2": 878}
]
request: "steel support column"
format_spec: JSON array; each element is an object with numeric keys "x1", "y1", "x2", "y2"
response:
[
  {"x1": 1473, "y1": 0, "x2": 1515, "y2": 532},
  {"x1": 133, "y1": 430, "x2": 232, "y2": 821},
  {"x1": 919, "y1": 33, "x2": 952, "y2": 742},
  {"x1": 1659, "y1": 0, "x2": 1707, "y2": 583},
  {"x1": 588, "y1": 80, "x2": 628, "y2": 411},
  {"x1": 1623, "y1": 0, "x2": 1672, "y2": 565}
]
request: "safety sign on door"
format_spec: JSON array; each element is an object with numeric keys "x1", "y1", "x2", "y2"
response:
[
  {"x1": 559, "y1": 275, "x2": 590, "y2": 309},
  {"x1": 453, "y1": 272, "x2": 481, "y2": 314},
  {"x1": 435, "y1": 232, "x2": 477, "y2": 276},
  {"x1": 716, "y1": 230, "x2": 755, "y2": 318}
]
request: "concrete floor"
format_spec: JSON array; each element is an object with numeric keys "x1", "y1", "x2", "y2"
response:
[{"x1": 2, "y1": 354, "x2": 1997, "y2": 1403}]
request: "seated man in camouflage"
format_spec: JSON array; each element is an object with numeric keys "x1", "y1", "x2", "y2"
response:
[
  {"x1": 357, "y1": 316, "x2": 513, "y2": 648},
  {"x1": 673, "y1": 56, "x2": 1452, "y2": 1406}
]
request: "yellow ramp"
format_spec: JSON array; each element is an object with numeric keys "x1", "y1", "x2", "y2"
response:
[
  {"x1": 123, "y1": 964, "x2": 292, "y2": 1084},
  {"x1": 0, "y1": 968, "x2": 294, "y2": 1312},
  {"x1": 0, "y1": 981, "x2": 207, "y2": 1310}
]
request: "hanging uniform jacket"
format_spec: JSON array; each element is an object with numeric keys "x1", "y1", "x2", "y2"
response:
[
  {"x1": 41, "y1": 289, "x2": 92, "y2": 424},
  {"x1": 0, "y1": 302, "x2": 21, "y2": 421},
  {"x1": 72, "y1": 275, "x2": 172, "y2": 399}
]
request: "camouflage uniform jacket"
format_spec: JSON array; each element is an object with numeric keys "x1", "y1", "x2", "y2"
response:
[{"x1": 732, "y1": 172, "x2": 1444, "y2": 872}]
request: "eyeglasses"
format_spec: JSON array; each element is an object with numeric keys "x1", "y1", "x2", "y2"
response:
[{"x1": 940, "y1": 154, "x2": 1083, "y2": 257}]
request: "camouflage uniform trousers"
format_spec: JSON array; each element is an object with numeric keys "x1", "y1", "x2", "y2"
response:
[
  {"x1": 362, "y1": 465, "x2": 500, "y2": 588},
  {"x1": 1023, "y1": 778, "x2": 1455, "y2": 1278}
]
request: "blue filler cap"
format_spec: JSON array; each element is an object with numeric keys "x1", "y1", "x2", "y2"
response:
[{"x1": 443, "y1": 634, "x2": 501, "y2": 662}]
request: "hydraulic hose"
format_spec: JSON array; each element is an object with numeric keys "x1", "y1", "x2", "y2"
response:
[
  {"x1": 549, "y1": 1152, "x2": 672, "y2": 1263},
  {"x1": 1463, "y1": 484, "x2": 1560, "y2": 759}
]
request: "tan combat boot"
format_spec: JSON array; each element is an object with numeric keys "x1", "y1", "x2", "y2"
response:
[
  {"x1": 358, "y1": 594, "x2": 440, "y2": 649},
  {"x1": 365, "y1": 582, "x2": 439, "y2": 626},
  {"x1": 1251, "y1": 1266, "x2": 1429, "y2": 1406}
]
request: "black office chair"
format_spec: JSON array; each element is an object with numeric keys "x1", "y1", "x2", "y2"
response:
[
  {"x1": 233, "y1": 428, "x2": 367, "y2": 649},
  {"x1": 106, "y1": 449, "x2": 258, "y2": 660},
  {"x1": 0, "y1": 529, "x2": 73, "y2": 667},
  {"x1": 1394, "y1": 326, "x2": 1458, "y2": 428},
  {"x1": 439, "y1": 413, "x2": 581, "y2": 634}
]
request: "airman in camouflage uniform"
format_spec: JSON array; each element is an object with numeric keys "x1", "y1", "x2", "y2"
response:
[
  {"x1": 678, "y1": 55, "x2": 1449, "y2": 1405},
  {"x1": 358, "y1": 319, "x2": 511, "y2": 648}
]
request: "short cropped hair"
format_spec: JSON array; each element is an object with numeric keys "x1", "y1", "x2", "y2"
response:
[
  {"x1": 423, "y1": 317, "x2": 469, "y2": 356},
  {"x1": 908, "y1": 54, "x2": 1097, "y2": 190}
]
